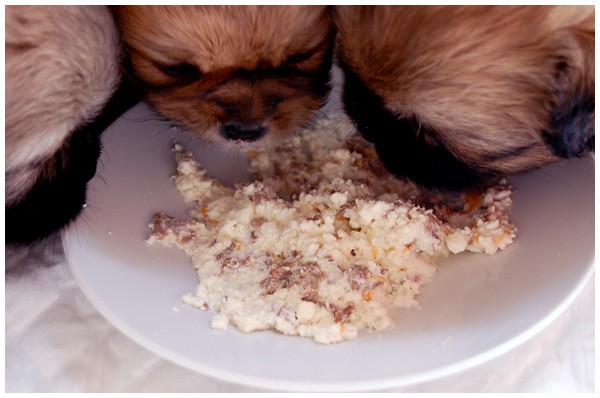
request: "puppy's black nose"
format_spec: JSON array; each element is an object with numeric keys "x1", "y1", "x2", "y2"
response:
[{"x1": 220, "y1": 122, "x2": 266, "y2": 142}]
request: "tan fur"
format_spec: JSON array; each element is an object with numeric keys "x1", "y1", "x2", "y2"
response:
[
  {"x1": 112, "y1": 5, "x2": 334, "y2": 148},
  {"x1": 5, "y1": 6, "x2": 121, "y2": 205},
  {"x1": 334, "y1": 5, "x2": 594, "y2": 175}
]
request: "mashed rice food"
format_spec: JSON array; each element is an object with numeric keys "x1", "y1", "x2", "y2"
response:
[{"x1": 146, "y1": 113, "x2": 516, "y2": 344}]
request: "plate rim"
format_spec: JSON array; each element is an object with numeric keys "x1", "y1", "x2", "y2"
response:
[{"x1": 62, "y1": 229, "x2": 594, "y2": 391}]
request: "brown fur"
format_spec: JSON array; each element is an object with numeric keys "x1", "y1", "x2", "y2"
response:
[
  {"x1": 112, "y1": 5, "x2": 335, "y2": 149},
  {"x1": 334, "y1": 6, "x2": 594, "y2": 186}
]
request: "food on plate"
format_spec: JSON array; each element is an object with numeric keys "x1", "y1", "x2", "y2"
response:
[{"x1": 147, "y1": 113, "x2": 516, "y2": 344}]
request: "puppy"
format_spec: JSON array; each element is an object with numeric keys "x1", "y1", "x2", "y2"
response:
[
  {"x1": 334, "y1": 6, "x2": 594, "y2": 189},
  {"x1": 5, "y1": 6, "x2": 136, "y2": 243},
  {"x1": 111, "y1": 5, "x2": 335, "y2": 148}
]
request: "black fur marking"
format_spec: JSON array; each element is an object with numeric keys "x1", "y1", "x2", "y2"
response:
[
  {"x1": 5, "y1": 79, "x2": 140, "y2": 244},
  {"x1": 6, "y1": 126, "x2": 100, "y2": 244},
  {"x1": 542, "y1": 55, "x2": 594, "y2": 158},
  {"x1": 542, "y1": 90, "x2": 595, "y2": 158},
  {"x1": 340, "y1": 63, "x2": 496, "y2": 191}
]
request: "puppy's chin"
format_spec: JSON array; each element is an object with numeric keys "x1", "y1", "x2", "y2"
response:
[
  {"x1": 175, "y1": 125, "x2": 279, "y2": 152},
  {"x1": 200, "y1": 125, "x2": 299, "y2": 152}
]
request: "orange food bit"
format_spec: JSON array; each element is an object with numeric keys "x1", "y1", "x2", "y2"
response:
[
  {"x1": 371, "y1": 246, "x2": 378, "y2": 259},
  {"x1": 371, "y1": 275, "x2": 388, "y2": 285},
  {"x1": 360, "y1": 146, "x2": 376, "y2": 159},
  {"x1": 464, "y1": 191, "x2": 483, "y2": 213},
  {"x1": 363, "y1": 291, "x2": 373, "y2": 301},
  {"x1": 200, "y1": 207, "x2": 218, "y2": 225},
  {"x1": 494, "y1": 235, "x2": 506, "y2": 244}
]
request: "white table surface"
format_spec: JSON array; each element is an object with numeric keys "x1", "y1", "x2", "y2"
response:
[{"x1": 5, "y1": 232, "x2": 595, "y2": 393}]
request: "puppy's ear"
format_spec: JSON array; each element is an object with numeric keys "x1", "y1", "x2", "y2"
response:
[{"x1": 543, "y1": 10, "x2": 595, "y2": 158}]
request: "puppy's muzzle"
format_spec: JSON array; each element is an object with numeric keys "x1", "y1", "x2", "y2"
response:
[{"x1": 220, "y1": 122, "x2": 267, "y2": 142}]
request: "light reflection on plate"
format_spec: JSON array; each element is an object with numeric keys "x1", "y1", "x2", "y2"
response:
[{"x1": 63, "y1": 102, "x2": 594, "y2": 392}]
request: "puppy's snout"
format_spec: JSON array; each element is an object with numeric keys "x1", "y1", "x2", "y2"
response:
[{"x1": 220, "y1": 122, "x2": 267, "y2": 142}]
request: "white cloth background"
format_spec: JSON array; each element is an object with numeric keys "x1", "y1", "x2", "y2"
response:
[{"x1": 5, "y1": 233, "x2": 595, "y2": 393}]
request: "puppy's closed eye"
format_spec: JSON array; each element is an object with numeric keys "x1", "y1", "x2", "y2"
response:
[
  {"x1": 286, "y1": 51, "x2": 314, "y2": 64},
  {"x1": 159, "y1": 62, "x2": 203, "y2": 81}
]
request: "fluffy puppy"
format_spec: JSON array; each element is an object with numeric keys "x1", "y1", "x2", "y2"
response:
[
  {"x1": 112, "y1": 5, "x2": 335, "y2": 148},
  {"x1": 334, "y1": 6, "x2": 594, "y2": 189},
  {"x1": 5, "y1": 6, "x2": 136, "y2": 243}
]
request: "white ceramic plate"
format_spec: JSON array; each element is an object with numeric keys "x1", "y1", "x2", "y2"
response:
[{"x1": 63, "y1": 101, "x2": 595, "y2": 392}]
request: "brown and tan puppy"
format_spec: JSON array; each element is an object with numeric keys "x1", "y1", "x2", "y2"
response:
[
  {"x1": 334, "y1": 6, "x2": 594, "y2": 189},
  {"x1": 5, "y1": 6, "x2": 136, "y2": 243},
  {"x1": 112, "y1": 5, "x2": 336, "y2": 148}
]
